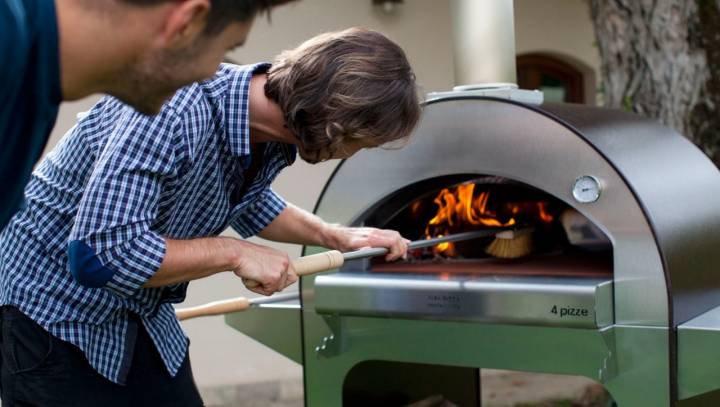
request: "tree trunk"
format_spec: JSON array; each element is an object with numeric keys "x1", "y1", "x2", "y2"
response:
[{"x1": 589, "y1": 0, "x2": 720, "y2": 166}]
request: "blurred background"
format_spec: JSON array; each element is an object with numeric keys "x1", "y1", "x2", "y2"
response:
[{"x1": 43, "y1": 0, "x2": 719, "y2": 405}]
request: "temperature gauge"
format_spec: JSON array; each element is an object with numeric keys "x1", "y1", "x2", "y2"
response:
[{"x1": 572, "y1": 175, "x2": 602, "y2": 203}]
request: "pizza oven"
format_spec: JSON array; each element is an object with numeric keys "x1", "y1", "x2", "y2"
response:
[
  {"x1": 225, "y1": 89, "x2": 720, "y2": 406},
  {"x1": 224, "y1": 1, "x2": 720, "y2": 405}
]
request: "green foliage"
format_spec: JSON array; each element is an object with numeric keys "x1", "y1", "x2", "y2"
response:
[{"x1": 622, "y1": 95, "x2": 633, "y2": 112}]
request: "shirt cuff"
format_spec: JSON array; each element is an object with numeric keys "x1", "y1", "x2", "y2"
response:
[
  {"x1": 101, "y1": 231, "x2": 166, "y2": 298},
  {"x1": 232, "y1": 190, "x2": 287, "y2": 238},
  {"x1": 161, "y1": 282, "x2": 189, "y2": 304}
]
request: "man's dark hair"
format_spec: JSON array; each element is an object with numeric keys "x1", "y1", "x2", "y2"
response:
[{"x1": 120, "y1": 0, "x2": 294, "y2": 34}]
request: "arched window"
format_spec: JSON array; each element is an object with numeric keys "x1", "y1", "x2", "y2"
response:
[{"x1": 517, "y1": 53, "x2": 586, "y2": 104}]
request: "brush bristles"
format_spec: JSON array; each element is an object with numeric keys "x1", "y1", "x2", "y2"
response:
[{"x1": 485, "y1": 229, "x2": 534, "y2": 259}]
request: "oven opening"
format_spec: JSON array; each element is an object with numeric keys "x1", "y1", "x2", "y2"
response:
[{"x1": 358, "y1": 175, "x2": 613, "y2": 278}]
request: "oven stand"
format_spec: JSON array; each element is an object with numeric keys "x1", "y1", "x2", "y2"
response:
[{"x1": 301, "y1": 314, "x2": 672, "y2": 406}]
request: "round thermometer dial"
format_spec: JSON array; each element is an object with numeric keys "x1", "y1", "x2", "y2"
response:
[{"x1": 572, "y1": 175, "x2": 602, "y2": 203}]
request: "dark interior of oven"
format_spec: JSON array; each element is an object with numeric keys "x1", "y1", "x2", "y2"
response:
[{"x1": 357, "y1": 174, "x2": 613, "y2": 278}]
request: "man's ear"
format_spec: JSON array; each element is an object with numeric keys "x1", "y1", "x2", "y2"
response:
[{"x1": 161, "y1": 0, "x2": 211, "y2": 49}]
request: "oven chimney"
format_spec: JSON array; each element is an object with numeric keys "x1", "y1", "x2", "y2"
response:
[
  {"x1": 450, "y1": 0, "x2": 517, "y2": 88},
  {"x1": 434, "y1": 0, "x2": 540, "y2": 103}
]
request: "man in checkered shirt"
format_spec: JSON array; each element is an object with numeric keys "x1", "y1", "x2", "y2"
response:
[{"x1": 0, "y1": 28, "x2": 420, "y2": 406}]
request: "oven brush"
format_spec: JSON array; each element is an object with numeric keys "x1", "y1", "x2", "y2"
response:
[
  {"x1": 485, "y1": 228, "x2": 534, "y2": 259},
  {"x1": 175, "y1": 228, "x2": 511, "y2": 321}
]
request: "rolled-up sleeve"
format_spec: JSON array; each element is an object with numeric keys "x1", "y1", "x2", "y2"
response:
[
  {"x1": 230, "y1": 188, "x2": 287, "y2": 238},
  {"x1": 67, "y1": 105, "x2": 180, "y2": 299}
]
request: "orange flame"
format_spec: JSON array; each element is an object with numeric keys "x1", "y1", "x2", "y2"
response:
[
  {"x1": 427, "y1": 183, "x2": 516, "y2": 230},
  {"x1": 537, "y1": 202, "x2": 554, "y2": 223},
  {"x1": 425, "y1": 183, "x2": 515, "y2": 255}
]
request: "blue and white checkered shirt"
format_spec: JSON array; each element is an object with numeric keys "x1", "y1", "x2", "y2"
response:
[{"x1": 0, "y1": 63, "x2": 295, "y2": 384}]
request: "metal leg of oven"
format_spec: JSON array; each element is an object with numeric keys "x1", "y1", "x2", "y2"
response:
[
  {"x1": 602, "y1": 325, "x2": 671, "y2": 406},
  {"x1": 302, "y1": 312, "x2": 672, "y2": 406},
  {"x1": 676, "y1": 304, "x2": 720, "y2": 405}
]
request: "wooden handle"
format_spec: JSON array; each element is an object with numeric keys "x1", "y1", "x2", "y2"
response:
[
  {"x1": 176, "y1": 297, "x2": 251, "y2": 321},
  {"x1": 176, "y1": 251, "x2": 344, "y2": 320},
  {"x1": 293, "y1": 250, "x2": 344, "y2": 276},
  {"x1": 243, "y1": 250, "x2": 344, "y2": 289}
]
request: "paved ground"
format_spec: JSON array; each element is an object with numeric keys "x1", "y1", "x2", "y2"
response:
[
  {"x1": 480, "y1": 370, "x2": 611, "y2": 406},
  {"x1": 201, "y1": 370, "x2": 612, "y2": 407},
  {"x1": 201, "y1": 379, "x2": 303, "y2": 407}
]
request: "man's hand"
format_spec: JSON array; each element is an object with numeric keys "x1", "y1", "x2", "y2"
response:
[
  {"x1": 255, "y1": 204, "x2": 410, "y2": 261},
  {"x1": 229, "y1": 239, "x2": 298, "y2": 296},
  {"x1": 144, "y1": 236, "x2": 297, "y2": 292},
  {"x1": 323, "y1": 225, "x2": 410, "y2": 261}
]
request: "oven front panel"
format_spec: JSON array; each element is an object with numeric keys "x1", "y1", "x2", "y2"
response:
[{"x1": 315, "y1": 273, "x2": 613, "y2": 328}]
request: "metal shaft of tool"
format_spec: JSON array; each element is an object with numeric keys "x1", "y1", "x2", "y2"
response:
[
  {"x1": 342, "y1": 229, "x2": 509, "y2": 261},
  {"x1": 249, "y1": 292, "x2": 299, "y2": 306}
]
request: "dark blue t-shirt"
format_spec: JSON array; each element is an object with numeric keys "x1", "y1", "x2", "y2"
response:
[{"x1": 0, "y1": 0, "x2": 61, "y2": 229}]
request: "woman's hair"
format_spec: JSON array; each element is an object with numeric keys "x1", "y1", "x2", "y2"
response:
[{"x1": 264, "y1": 27, "x2": 422, "y2": 162}]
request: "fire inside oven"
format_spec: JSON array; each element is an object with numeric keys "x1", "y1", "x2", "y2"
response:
[{"x1": 360, "y1": 175, "x2": 612, "y2": 278}]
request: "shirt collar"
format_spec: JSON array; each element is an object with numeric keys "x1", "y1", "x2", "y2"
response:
[{"x1": 221, "y1": 62, "x2": 272, "y2": 168}]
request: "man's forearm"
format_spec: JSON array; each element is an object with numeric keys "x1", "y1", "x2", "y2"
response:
[
  {"x1": 142, "y1": 237, "x2": 238, "y2": 288},
  {"x1": 256, "y1": 203, "x2": 408, "y2": 258},
  {"x1": 257, "y1": 203, "x2": 338, "y2": 248}
]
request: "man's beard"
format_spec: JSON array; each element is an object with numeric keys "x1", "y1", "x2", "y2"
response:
[{"x1": 110, "y1": 46, "x2": 202, "y2": 115}]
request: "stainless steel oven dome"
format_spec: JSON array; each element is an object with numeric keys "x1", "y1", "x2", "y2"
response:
[{"x1": 227, "y1": 92, "x2": 720, "y2": 406}]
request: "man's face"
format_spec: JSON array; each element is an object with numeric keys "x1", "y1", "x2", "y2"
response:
[{"x1": 111, "y1": 21, "x2": 253, "y2": 115}]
